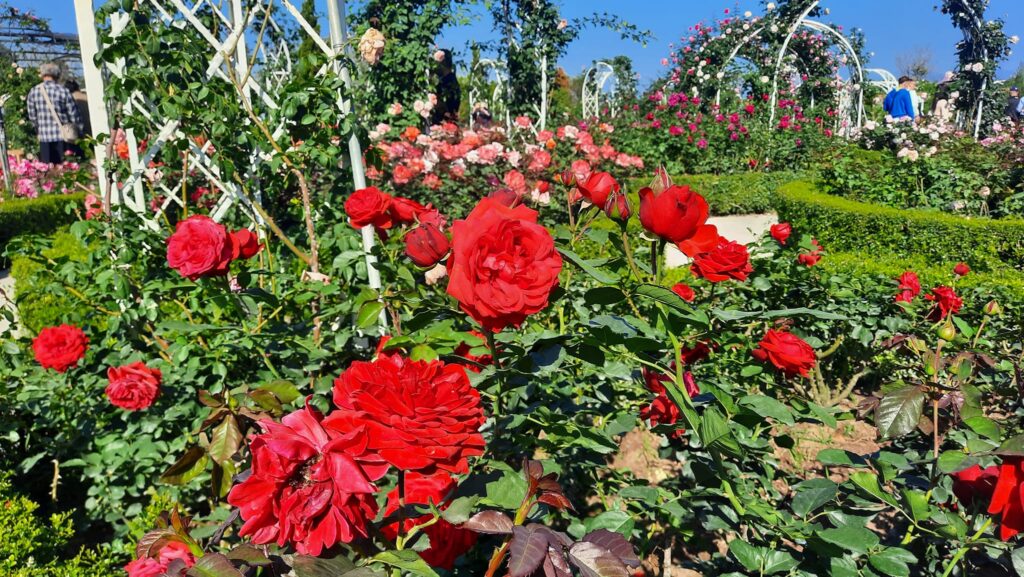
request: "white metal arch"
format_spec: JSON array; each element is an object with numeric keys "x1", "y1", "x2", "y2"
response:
[
  {"x1": 468, "y1": 58, "x2": 510, "y2": 131},
  {"x1": 865, "y1": 68, "x2": 898, "y2": 94},
  {"x1": 581, "y1": 61, "x2": 616, "y2": 120}
]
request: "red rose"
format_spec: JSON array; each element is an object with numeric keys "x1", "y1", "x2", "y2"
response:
[
  {"x1": 405, "y1": 223, "x2": 450, "y2": 267},
  {"x1": 231, "y1": 229, "x2": 263, "y2": 259},
  {"x1": 988, "y1": 457, "x2": 1024, "y2": 540},
  {"x1": 638, "y1": 184, "x2": 715, "y2": 245},
  {"x1": 32, "y1": 324, "x2": 88, "y2": 373},
  {"x1": 446, "y1": 198, "x2": 562, "y2": 332},
  {"x1": 454, "y1": 331, "x2": 493, "y2": 373},
  {"x1": 797, "y1": 239, "x2": 823, "y2": 267},
  {"x1": 954, "y1": 262, "x2": 970, "y2": 276},
  {"x1": 952, "y1": 464, "x2": 998, "y2": 507},
  {"x1": 124, "y1": 558, "x2": 165, "y2": 577},
  {"x1": 381, "y1": 472, "x2": 478, "y2": 569},
  {"x1": 105, "y1": 362, "x2": 162, "y2": 411},
  {"x1": 640, "y1": 368, "x2": 699, "y2": 437},
  {"x1": 390, "y1": 196, "x2": 429, "y2": 225},
  {"x1": 603, "y1": 192, "x2": 631, "y2": 221},
  {"x1": 488, "y1": 187, "x2": 521, "y2": 208},
  {"x1": 166, "y1": 215, "x2": 236, "y2": 279},
  {"x1": 156, "y1": 542, "x2": 195, "y2": 568},
  {"x1": 770, "y1": 222, "x2": 792, "y2": 245},
  {"x1": 577, "y1": 171, "x2": 620, "y2": 207},
  {"x1": 227, "y1": 406, "x2": 388, "y2": 556},
  {"x1": 690, "y1": 237, "x2": 753, "y2": 282},
  {"x1": 752, "y1": 329, "x2": 816, "y2": 378},
  {"x1": 125, "y1": 541, "x2": 195, "y2": 577},
  {"x1": 326, "y1": 353, "x2": 486, "y2": 474},
  {"x1": 925, "y1": 285, "x2": 963, "y2": 318},
  {"x1": 346, "y1": 186, "x2": 393, "y2": 230},
  {"x1": 671, "y1": 283, "x2": 695, "y2": 302},
  {"x1": 895, "y1": 271, "x2": 921, "y2": 302}
]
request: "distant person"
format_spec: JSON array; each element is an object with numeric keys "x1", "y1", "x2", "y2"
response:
[
  {"x1": 64, "y1": 79, "x2": 90, "y2": 158},
  {"x1": 933, "y1": 71, "x2": 954, "y2": 122},
  {"x1": 471, "y1": 102, "x2": 493, "y2": 131},
  {"x1": 883, "y1": 76, "x2": 916, "y2": 121},
  {"x1": 1007, "y1": 86, "x2": 1022, "y2": 123},
  {"x1": 432, "y1": 49, "x2": 461, "y2": 125},
  {"x1": 26, "y1": 62, "x2": 83, "y2": 164}
]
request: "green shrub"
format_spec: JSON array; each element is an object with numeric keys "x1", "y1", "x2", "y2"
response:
[
  {"x1": 776, "y1": 180, "x2": 1024, "y2": 272},
  {"x1": 0, "y1": 473, "x2": 119, "y2": 577},
  {"x1": 9, "y1": 231, "x2": 91, "y2": 334},
  {"x1": 0, "y1": 194, "x2": 85, "y2": 264}
]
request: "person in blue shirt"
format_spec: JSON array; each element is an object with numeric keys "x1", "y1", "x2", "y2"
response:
[{"x1": 883, "y1": 76, "x2": 917, "y2": 121}]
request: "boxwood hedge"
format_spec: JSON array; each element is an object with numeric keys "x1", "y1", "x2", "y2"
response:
[{"x1": 0, "y1": 194, "x2": 85, "y2": 264}]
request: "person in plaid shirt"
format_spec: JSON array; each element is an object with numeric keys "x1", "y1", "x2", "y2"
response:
[{"x1": 26, "y1": 62, "x2": 83, "y2": 164}]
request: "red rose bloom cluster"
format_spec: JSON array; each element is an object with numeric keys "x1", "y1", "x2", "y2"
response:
[
  {"x1": 125, "y1": 541, "x2": 195, "y2": 577},
  {"x1": 987, "y1": 457, "x2": 1024, "y2": 540},
  {"x1": 770, "y1": 222, "x2": 792, "y2": 245},
  {"x1": 106, "y1": 362, "x2": 162, "y2": 411},
  {"x1": 32, "y1": 324, "x2": 88, "y2": 373},
  {"x1": 752, "y1": 329, "x2": 817, "y2": 378},
  {"x1": 641, "y1": 368, "x2": 699, "y2": 437},
  {"x1": 227, "y1": 406, "x2": 389, "y2": 556},
  {"x1": 690, "y1": 237, "x2": 753, "y2": 283},
  {"x1": 166, "y1": 215, "x2": 262, "y2": 280},
  {"x1": 925, "y1": 285, "x2": 963, "y2": 318},
  {"x1": 345, "y1": 186, "x2": 436, "y2": 231},
  {"x1": 381, "y1": 472, "x2": 478, "y2": 569},
  {"x1": 327, "y1": 353, "x2": 486, "y2": 474},
  {"x1": 895, "y1": 271, "x2": 921, "y2": 303},
  {"x1": 797, "y1": 239, "x2": 823, "y2": 267},
  {"x1": 446, "y1": 198, "x2": 562, "y2": 332}
]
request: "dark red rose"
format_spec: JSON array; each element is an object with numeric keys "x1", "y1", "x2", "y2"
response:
[
  {"x1": 680, "y1": 341, "x2": 712, "y2": 365},
  {"x1": 390, "y1": 196, "x2": 429, "y2": 225},
  {"x1": 231, "y1": 229, "x2": 263, "y2": 259},
  {"x1": 488, "y1": 187, "x2": 521, "y2": 208},
  {"x1": 105, "y1": 362, "x2": 162, "y2": 411},
  {"x1": 405, "y1": 223, "x2": 450, "y2": 267},
  {"x1": 638, "y1": 184, "x2": 715, "y2": 245},
  {"x1": 603, "y1": 192, "x2": 631, "y2": 221},
  {"x1": 326, "y1": 353, "x2": 486, "y2": 474},
  {"x1": 166, "y1": 215, "x2": 236, "y2": 279},
  {"x1": 381, "y1": 472, "x2": 478, "y2": 569},
  {"x1": 346, "y1": 186, "x2": 394, "y2": 230},
  {"x1": 954, "y1": 262, "x2": 971, "y2": 276},
  {"x1": 952, "y1": 464, "x2": 998, "y2": 507},
  {"x1": 925, "y1": 285, "x2": 963, "y2": 318},
  {"x1": 988, "y1": 457, "x2": 1024, "y2": 540},
  {"x1": 690, "y1": 237, "x2": 753, "y2": 282},
  {"x1": 227, "y1": 406, "x2": 388, "y2": 555},
  {"x1": 895, "y1": 271, "x2": 921, "y2": 303},
  {"x1": 797, "y1": 239, "x2": 823, "y2": 267},
  {"x1": 752, "y1": 329, "x2": 816, "y2": 378},
  {"x1": 770, "y1": 222, "x2": 792, "y2": 245},
  {"x1": 577, "y1": 171, "x2": 620, "y2": 207},
  {"x1": 671, "y1": 283, "x2": 695, "y2": 302},
  {"x1": 454, "y1": 331, "x2": 493, "y2": 373},
  {"x1": 418, "y1": 209, "x2": 448, "y2": 230},
  {"x1": 446, "y1": 198, "x2": 562, "y2": 332},
  {"x1": 32, "y1": 324, "x2": 88, "y2": 373},
  {"x1": 640, "y1": 368, "x2": 699, "y2": 437}
]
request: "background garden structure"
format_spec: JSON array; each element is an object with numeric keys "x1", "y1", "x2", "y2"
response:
[{"x1": 1, "y1": 1, "x2": 1024, "y2": 577}]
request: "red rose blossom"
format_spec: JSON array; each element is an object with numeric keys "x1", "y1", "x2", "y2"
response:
[
  {"x1": 640, "y1": 368, "x2": 699, "y2": 437},
  {"x1": 231, "y1": 229, "x2": 263, "y2": 259},
  {"x1": 488, "y1": 187, "x2": 522, "y2": 208},
  {"x1": 925, "y1": 285, "x2": 963, "y2": 318},
  {"x1": 166, "y1": 215, "x2": 236, "y2": 280},
  {"x1": 752, "y1": 329, "x2": 816, "y2": 378},
  {"x1": 770, "y1": 222, "x2": 792, "y2": 245},
  {"x1": 671, "y1": 283, "x2": 696, "y2": 302},
  {"x1": 690, "y1": 237, "x2": 753, "y2": 282},
  {"x1": 797, "y1": 239, "x2": 823, "y2": 267},
  {"x1": 405, "y1": 223, "x2": 450, "y2": 267},
  {"x1": 638, "y1": 184, "x2": 716, "y2": 245},
  {"x1": 446, "y1": 198, "x2": 562, "y2": 332},
  {"x1": 390, "y1": 196, "x2": 429, "y2": 225},
  {"x1": 32, "y1": 324, "x2": 88, "y2": 373},
  {"x1": 345, "y1": 186, "x2": 393, "y2": 230},
  {"x1": 988, "y1": 457, "x2": 1024, "y2": 541},
  {"x1": 603, "y1": 192, "x2": 631, "y2": 221},
  {"x1": 454, "y1": 331, "x2": 493, "y2": 373},
  {"x1": 326, "y1": 353, "x2": 486, "y2": 474},
  {"x1": 124, "y1": 558, "x2": 166, "y2": 577},
  {"x1": 577, "y1": 171, "x2": 620, "y2": 208},
  {"x1": 125, "y1": 541, "x2": 195, "y2": 577},
  {"x1": 895, "y1": 271, "x2": 921, "y2": 303},
  {"x1": 106, "y1": 362, "x2": 162, "y2": 411},
  {"x1": 952, "y1": 464, "x2": 998, "y2": 507},
  {"x1": 227, "y1": 406, "x2": 388, "y2": 555},
  {"x1": 381, "y1": 472, "x2": 478, "y2": 569},
  {"x1": 954, "y1": 262, "x2": 970, "y2": 276}
]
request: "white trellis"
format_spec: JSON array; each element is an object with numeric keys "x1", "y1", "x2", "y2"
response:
[
  {"x1": 71, "y1": 0, "x2": 384, "y2": 311},
  {"x1": 581, "y1": 61, "x2": 616, "y2": 120},
  {"x1": 468, "y1": 58, "x2": 510, "y2": 131},
  {"x1": 865, "y1": 68, "x2": 898, "y2": 94}
]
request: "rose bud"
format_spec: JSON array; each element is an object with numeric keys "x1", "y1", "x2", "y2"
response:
[
  {"x1": 984, "y1": 300, "x2": 1002, "y2": 316},
  {"x1": 556, "y1": 169, "x2": 576, "y2": 187},
  {"x1": 953, "y1": 262, "x2": 970, "y2": 276},
  {"x1": 603, "y1": 191, "x2": 631, "y2": 221},
  {"x1": 937, "y1": 320, "x2": 956, "y2": 342},
  {"x1": 405, "y1": 223, "x2": 450, "y2": 268},
  {"x1": 577, "y1": 171, "x2": 620, "y2": 207}
]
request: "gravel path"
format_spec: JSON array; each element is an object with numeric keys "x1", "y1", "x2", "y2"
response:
[{"x1": 665, "y1": 213, "x2": 778, "y2": 268}]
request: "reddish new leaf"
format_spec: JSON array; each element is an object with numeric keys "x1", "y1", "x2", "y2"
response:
[
  {"x1": 538, "y1": 492, "x2": 574, "y2": 511},
  {"x1": 463, "y1": 510, "x2": 514, "y2": 534},
  {"x1": 582, "y1": 529, "x2": 641, "y2": 568},
  {"x1": 185, "y1": 553, "x2": 245, "y2": 577},
  {"x1": 543, "y1": 549, "x2": 573, "y2": 577},
  {"x1": 524, "y1": 459, "x2": 545, "y2": 481},
  {"x1": 569, "y1": 542, "x2": 630, "y2": 577},
  {"x1": 509, "y1": 525, "x2": 552, "y2": 577},
  {"x1": 135, "y1": 528, "x2": 177, "y2": 559}
]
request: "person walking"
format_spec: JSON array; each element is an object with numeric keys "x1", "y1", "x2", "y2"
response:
[
  {"x1": 431, "y1": 49, "x2": 461, "y2": 125},
  {"x1": 64, "y1": 79, "x2": 90, "y2": 159},
  {"x1": 26, "y1": 62, "x2": 83, "y2": 164},
  {"x1": 883, "y1": 76, "x2": 916, "y2": 121},
  {"x1": 933, "y1": 71, "x2": 955, "y2": 122},
  {"x1": 1006, "y1": 86, "x2": 1022, "y2": 123}
]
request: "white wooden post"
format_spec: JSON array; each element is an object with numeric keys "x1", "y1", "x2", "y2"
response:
[{"x1": 72, "y1": 0, "x2": 111, "y2": 203}]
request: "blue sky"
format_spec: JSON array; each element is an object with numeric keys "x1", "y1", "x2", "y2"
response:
[{"x1": 35, "y1": 1, "x2": 1024, "y2": 86}]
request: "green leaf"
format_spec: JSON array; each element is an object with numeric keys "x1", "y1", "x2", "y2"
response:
[
  {"x1": 792, "y1": 478, "x2": 838, "y2": 517},
  {"x1": 763, "y1": 307, "x2": 848, "y2": 320},
  {"x1": 372, "y1": 550, "x2": 440, "y2": 577},
  {"x1": 998, "y1": 434, "x2": 1024, "y2": 457},
  {"x1": 901, "y1": 489, "x2": 931, "y2": 524},
  {"x1": 584, "y1": 286, "x2": 625, "y2": 306},
  {"x1": 699, "y1": 408, "x2": 741, "y2": 458},
  {"x1": 964, "y1": 416, "x2": 1000, "y2": 441},
  {"x1": 817, "y1": 525, "x2": 880, "y2": 554},
  {"x1": 289, "y1": 554, "x2": 357, "y2": 577},
  {"x1": 739, "y1": 395, "x2": 795, "y2": 425},
  {"x1": 849, "y1": 471, "x2": 898, "y2": 507},
  {"x1": 439, "y1": 496, "x2": 478, "y2": 525},
  {"x1": 728, "y1": 539, "x2": 760, "y2": 572},
  {"x1": 830, "y1": 556, "x2": 859, "y2": 577},
  {"x1": 257, "y1": 380, "x2": 301, "y2": 404},
  {"x1": 185, "y1": 553, "x2": 244, "y2": 577},
  {"x1": 1012, "y1": 547, "x2": 1024, "y2": 576},
  {"x1": 817, "y1": 449, "x2": 863, "y2": 467},
  {"x1": 868, "y1": 547, "x2": 917, "y2": 577},
  {"x1": 762, "y1": 550, "x2": 799, "y2": 575},
  {"x1": 208, "y1": 414, "x2": 242, "y2": 466},
  {"x1": 160, "y1": 446, "x2": 208, "y2": 485},
  {"x1": 635, "y1": 284, "x2": 706, "y2": 323},
  {"x1": 483, "y1": 468, "x2": 529, "y2": 510},
  {"x1": 356, "y1": 301, "x2": 385, "y2": 329},
  {"x1": 584, "y1": 510, "x2": 634, "y2": 537},
  {"x1": 937, "y1": 450, "x2": 976, "y2": 473},
  {"x1": 558, "y1": 248, "x2": 617, "y2": 284},
  {"x1": 875, "y1": 386, "x2": 925, "y2": 439}
]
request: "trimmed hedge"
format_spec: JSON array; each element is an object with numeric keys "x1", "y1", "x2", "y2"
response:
[
  {"x1": 776, "y1": 180, "x2": 1024, "y2": 273},
  {"x1": 0, "y1": 194, "x2": 85, "y2": 262}
]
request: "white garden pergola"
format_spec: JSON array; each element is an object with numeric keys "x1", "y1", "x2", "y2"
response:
[
  {"x1": 581, "y1": 61, "x2": 616, "y2": 120},
  {"x1": 71, "y1": 0, "x2": 382, "y2": 303}
]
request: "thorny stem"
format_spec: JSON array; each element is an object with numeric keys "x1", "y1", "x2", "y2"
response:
[
  {"x1": 291, "y1": 167, "x2": 322, "y2": 343},
  {"x1": 620, "y1": 229, "x2": 644, "y2": 281},
  {"x1": 650, "y1": 239, "x2": 661, "y2": 284},
  {"x1": 940, "y1": 517, "x2": 993, "y2": 577},
  {"x1": 487, "y1": 331, "x2": 505, "y2": 421}
]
